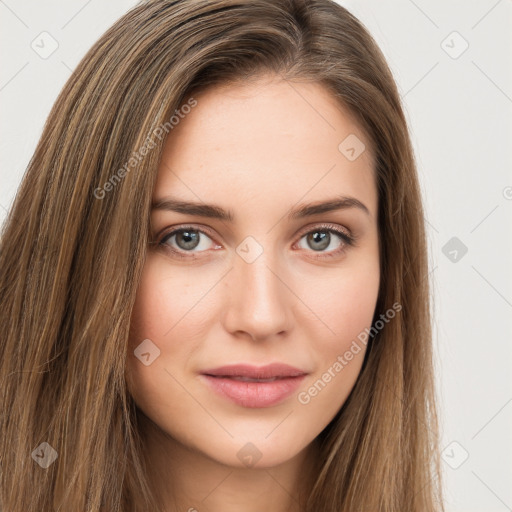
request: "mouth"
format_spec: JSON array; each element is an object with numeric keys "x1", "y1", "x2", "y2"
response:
[
  {"x1": 200, "y1": 363, "x2": 308, "y2": 408},
  {"x1": 212, "y1": 376, "x2": 285, "y2": 382}
]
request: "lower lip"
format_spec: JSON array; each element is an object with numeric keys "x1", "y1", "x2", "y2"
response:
[{"x1": 201, "y1": 375, "x2": 306, "y2": 408}]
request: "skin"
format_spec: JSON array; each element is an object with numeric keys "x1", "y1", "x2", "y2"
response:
[{"x1": 126, "y1": 74, "x2": 380, "y2": 512}]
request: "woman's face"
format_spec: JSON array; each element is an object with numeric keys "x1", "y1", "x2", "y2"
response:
[{"x1": 126, "y1": 75, "x2": 380, "y2": 469}]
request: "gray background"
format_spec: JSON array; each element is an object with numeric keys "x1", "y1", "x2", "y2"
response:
[{"x1": 1, "y1": 1, "x2": 511, "y2": 510}]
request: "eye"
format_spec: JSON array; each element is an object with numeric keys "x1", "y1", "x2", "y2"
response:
[
  {"x1": 294, "y1": 223, "x2": 356, "y2": 258},
  {"x1": 155, "y1": 223, "x2": 356, "y2": 260},
  {"x1": 157, "y1": 226, "x2": 220, "y2": 258}
]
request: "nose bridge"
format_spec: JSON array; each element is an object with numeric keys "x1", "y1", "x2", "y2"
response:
[{"x1": 223, "y1": 239, "x2": 292, "y2": 339}]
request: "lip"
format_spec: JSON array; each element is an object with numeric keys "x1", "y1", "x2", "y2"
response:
[{"x1": 200, "y1": 363, "x2": 308, "y2": 408}]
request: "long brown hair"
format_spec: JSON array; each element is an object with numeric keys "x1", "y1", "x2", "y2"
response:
[{"x1": 0, "y1": 0, "x2": 444, "y2": 510}]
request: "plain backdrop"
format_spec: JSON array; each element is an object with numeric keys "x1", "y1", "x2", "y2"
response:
[{"x1": 1, "y1": 1, "x2": 511, "y2": 510}]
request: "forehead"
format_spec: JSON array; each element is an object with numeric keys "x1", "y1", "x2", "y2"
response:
[{"x1": 153, "y1": 77, "x2": 377, "y2": 223}]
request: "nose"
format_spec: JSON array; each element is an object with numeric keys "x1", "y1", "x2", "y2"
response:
[{"x1": 222, "y1": 249, "x2": 293, "y2": 342}]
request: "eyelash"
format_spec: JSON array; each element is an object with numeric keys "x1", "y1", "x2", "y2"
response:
[{"x1": 155, "y1": 223, "x2": 356, "y2": 260}]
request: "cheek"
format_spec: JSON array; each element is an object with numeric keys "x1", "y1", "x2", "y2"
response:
[
  {"x1": 126, "y1": 255, "x2": 226, "y2": 410},
  {"x1": 126, "y1": 258, "x2": 189, "y2": 399},
  {"x1": 292, "y1": 260, "x2": 379, "y2": 412},
  {"x1": 326, "y1": 274, "x2": 378, "y2": 341},
  {"x1": 129, "y1": 280, "x2": 174, "y2": 343},
  {"x1": 129, "y1": 256, "x2": 208, "y2": 342},
  {"x1": 298, "y1": 258, "x2": 380, "y2": 346}
]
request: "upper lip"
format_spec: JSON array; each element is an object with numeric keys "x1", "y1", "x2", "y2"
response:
[{"x1": 201, "y1": 363, "x2": 308, "y2": 379}]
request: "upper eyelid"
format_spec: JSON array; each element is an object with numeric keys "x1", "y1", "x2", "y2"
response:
[
  {"x1": 157, "y1": 224, "x2": 218, "y2": 244},
  {"x1": 296, "y1": 222, "x2": 351, "y2": 238}
]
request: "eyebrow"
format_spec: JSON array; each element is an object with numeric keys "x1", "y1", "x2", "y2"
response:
[{"x1": 151, "y1": 195, "x2": 370, "y2": 221}]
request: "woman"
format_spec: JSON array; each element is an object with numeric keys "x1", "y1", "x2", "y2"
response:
[{"x1": 0, "y1": 0, "x2": 445, "y2": 510}]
